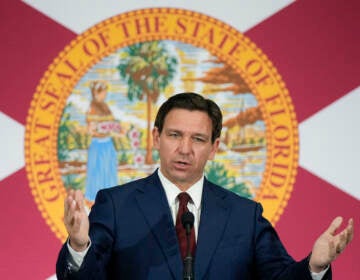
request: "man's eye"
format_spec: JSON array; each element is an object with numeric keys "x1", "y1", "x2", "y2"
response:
[
  {"x1": 194, "y1": 137, "x2": 205, "y2": 142},
  {"x1": 169, "y1": 132, "x2": 179, "y2": 138}
]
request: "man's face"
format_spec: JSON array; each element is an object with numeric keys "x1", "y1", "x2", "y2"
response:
[{"x1": 153, "y1": 108, "x2": 220, "y2": 191}]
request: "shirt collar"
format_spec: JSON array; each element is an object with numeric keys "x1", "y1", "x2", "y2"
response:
[{"x1": 157, "y1": 169, "x2": 203, "y2": 210}]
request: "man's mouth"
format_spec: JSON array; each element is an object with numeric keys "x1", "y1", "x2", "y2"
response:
[{"x1": 174, "y1": 160, "x2": 190, "y2": 167}]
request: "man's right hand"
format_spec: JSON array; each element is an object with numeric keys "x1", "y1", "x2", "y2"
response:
[{"x1": 64, "y1": 189, "x2": 90, "y2": 252}]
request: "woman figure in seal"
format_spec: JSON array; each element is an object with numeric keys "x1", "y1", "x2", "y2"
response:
[{"x1": 85, "y1": 80, "x2": 119, "y2": 203}]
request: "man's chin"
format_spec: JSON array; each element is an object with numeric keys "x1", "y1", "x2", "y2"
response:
[{"x1": 172, "y1": 173, "x2": 201, "y2": 189}]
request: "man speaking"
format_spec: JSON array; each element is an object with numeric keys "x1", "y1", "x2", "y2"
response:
[{"x1": 56, "y1": 92, "x2": 354, "y2": 279}]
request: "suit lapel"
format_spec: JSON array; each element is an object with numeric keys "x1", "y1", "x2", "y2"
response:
[
  {"x1": 135, "y1": 172, "x2": 182, "y2": 280},
  {"x1": 195, "y1": 180, "x2": 230, "y2": 280}
]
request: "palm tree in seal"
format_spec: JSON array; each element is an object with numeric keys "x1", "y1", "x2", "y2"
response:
[{"x1": 117, "y1": 41, "x2": 178, "y2": 164}]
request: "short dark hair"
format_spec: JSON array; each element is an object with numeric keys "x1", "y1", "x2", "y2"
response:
[{"x1": 154, "y1": 92, "x2": 222, "y2": 143}]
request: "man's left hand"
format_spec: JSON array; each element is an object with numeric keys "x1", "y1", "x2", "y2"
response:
[{"x1": 309, "y1": 217, "x2": 354, "y2": 273}]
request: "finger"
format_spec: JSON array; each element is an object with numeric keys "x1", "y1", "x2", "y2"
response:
[
  {"x1": 64, "y1": 189, "x2": 76, "y2": 214},
  {"x1": 326, "y1": 216, "x2": 343, "y2": 235},
  {"x1": 76, "y1": 190, "x2": 86, "y2": 211},
  {"x1": 335, "y1": 231, "x2": 347, "y2": 254},
  {"x1": 74, "y1": 190, "x2": 85, "y2": 209},
  {"x1": 64, "y1": 190, "x2": 72, "y2": 211},
  {"x1": 64, "y1": 194, "x2": 74, "y2": 214},
  {"x1": 64, "y1": 196, "x2": 73, "y2": 223},
  {"x1": 345, "y1": 218, "x2": 354, "y2": 244},
  {"x1": 335, "y1": 218, "x2": 354, "y2": 240},
  {"x1": 66, "y1": 191, "x2": 77, "y2": 211},
  {"x1": 72, "y1": 211, "x2": 83, "y2": 232},
  {"x1": 65, "y1": 199, "x2": 77, "y2": 227},
  {"x1": 329, "y1": 239, "x2": 336, "y2": 252}
]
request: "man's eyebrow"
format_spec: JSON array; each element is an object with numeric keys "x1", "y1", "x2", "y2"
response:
[
  {"x1": 193, "y1": 132, "x2": 209, "y2": 138},
  {"x1": 164, "y1": 128, "x2": 182, "y2": 133},
  {"x1": 164, "y1": 128, "x2": 210, "y2": 139}
]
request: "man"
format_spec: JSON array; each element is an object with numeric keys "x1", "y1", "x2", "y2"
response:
[{"x1": 56, "y1": 92, "x2": 354, "y2": 279}]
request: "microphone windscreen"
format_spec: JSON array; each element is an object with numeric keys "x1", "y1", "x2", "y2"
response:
[{"x1": 181, "y1": 211, "x2": 194, "y2": 229}]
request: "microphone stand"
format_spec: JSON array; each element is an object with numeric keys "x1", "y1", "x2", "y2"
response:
[{"x1": 182, "y1": 212, "x2": 195, "y2": 280}]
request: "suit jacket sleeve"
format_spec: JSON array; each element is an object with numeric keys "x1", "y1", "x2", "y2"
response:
[
  {"x1": 253, "y1": 203, "x2": 332, "y2": 280},
  {"x1": 56, "y1": 189, "x2": 116, "y2": 280}
]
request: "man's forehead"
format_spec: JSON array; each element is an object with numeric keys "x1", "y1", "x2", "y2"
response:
[
  {"x1": 165, "y1": 108, "x2": 209, "y2": 118},
  {"x1": 164, "y1": 109, "x2": 210, "y2": 122},
  {"x1": 163, "y1": 110, "x2": 212, "y2": 136}
]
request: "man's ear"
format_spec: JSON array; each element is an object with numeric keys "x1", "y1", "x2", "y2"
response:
[
  {"x1": 152, "y1": 127, "x2": 160, "y2": 149},
  {"x1": 208, "y1": 138, "x2": 220, "y2": 160}
]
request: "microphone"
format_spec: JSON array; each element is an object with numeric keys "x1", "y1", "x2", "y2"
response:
[{"x1": 181, "y1": 211, "x2": 195, "y2": 280}]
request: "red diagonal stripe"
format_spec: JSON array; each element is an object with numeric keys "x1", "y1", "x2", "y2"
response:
[
  {"x1": 277, "y1": 168, "x2": 360, "y2": 279},
  {"x1": 246, "y1": 0, "x2": 360, "y2": 122},
  {"x1": 0, "y1": 0, "x2": 75, "y2": 124},
  {"x1": 0, "y1": 169, "x2": 61, "y2": 279}
]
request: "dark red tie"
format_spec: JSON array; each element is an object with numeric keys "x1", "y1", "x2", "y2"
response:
[{"x1": 175, "y1": 192, "x2": 196, "y2": 260}]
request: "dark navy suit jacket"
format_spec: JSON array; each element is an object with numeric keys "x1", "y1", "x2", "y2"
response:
[{"x1": 56, "y1": 171, "x2": 331, "y2": 279}]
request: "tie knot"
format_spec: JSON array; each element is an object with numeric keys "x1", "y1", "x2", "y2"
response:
[{"x1": 178, "y1": 192, "x2": 191, "y2": 207}]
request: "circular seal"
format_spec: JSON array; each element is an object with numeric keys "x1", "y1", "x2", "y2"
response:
[{"x1": 25, "y1": 8, "x2": 298, "y2": 242}]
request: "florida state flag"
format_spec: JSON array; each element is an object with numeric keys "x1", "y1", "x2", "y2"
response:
[{"x1": 0, "y1": 0, "x2": 359, "y2": 279}]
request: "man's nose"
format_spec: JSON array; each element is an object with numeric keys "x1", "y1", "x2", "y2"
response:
[{"x1": 178, "y1": 137, "x2": 192, "y2": 154}]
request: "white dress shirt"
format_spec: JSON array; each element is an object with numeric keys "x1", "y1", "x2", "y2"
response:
[{"x1": 157, "y1": 168, "x2": 202, "y2": 240}]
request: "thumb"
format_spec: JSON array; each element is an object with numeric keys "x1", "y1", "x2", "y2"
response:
[{"x1": 326, "y1": 216, "x2": 343, "y2": 235}]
